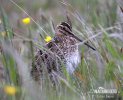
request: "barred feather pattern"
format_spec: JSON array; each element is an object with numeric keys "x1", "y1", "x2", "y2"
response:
[{"x1": 31, "y1": 22, "x2": 80, "y2": 84}]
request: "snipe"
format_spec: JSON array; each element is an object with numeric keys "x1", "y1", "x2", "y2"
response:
[{"x1": 31, "y1": 20, "x2": 95, "y2": 84}]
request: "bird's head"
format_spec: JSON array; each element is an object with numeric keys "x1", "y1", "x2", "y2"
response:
[
  {"x1": 55, "y1": 21, "x2": 72, "y2": 36},
  {"x1": 55, "y1": 21, "x2": 96, "y2": 51}
]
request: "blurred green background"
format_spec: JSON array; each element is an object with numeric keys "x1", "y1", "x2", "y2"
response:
[{"x1": 0, "y1": 0, "x2": 123, "y2": 100}]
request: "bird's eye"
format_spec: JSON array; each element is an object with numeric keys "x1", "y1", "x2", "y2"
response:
[
  {"x1": 59, "y1": 26, "x2": 63, "y2": 29},
  {"x1": 62, "y1": 26, "x2": 65, "y2": 30}
]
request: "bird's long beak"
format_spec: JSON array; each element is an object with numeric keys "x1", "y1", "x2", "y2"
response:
[{"x1": 63, "y1": 28, "x2": 96, "y2": 51}]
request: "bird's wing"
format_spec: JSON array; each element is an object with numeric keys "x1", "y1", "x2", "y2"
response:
[{"x1": 31, "y1": 41, "x2": 61, "y2": 82}]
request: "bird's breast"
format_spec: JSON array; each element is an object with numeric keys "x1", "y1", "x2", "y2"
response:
[{"x1": 65, "y1": 50, "x2": 80, "y2": 74}]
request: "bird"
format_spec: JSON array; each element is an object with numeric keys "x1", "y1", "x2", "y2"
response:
[{"x1": 30, "y1": 19, "x2": 95, "y2": 85}]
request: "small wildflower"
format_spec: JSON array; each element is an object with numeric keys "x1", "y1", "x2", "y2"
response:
[
  {"x1": 22, "y1": 17, "x2": 31, "y2": 25},
  {"x1": 4, "y1": 85, "x2": 17, "y2": 95},
  {"x1": 1, "y1": 31, "x2": 6, "y2": 37},
  {"x1": 44, "y1": 36, "x2": 52, "y2": 42}
]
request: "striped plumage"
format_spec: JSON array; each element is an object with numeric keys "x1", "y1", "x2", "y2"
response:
[{"x1": 31, "y1": 21, "x2": 95, "y2": 84}]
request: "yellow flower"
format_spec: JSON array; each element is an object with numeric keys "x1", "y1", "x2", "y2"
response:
[
  {"x1": 44, "y1": 36, "x2": 52, "y2": 42},
  {"x1": 22, "y1": 17, "x2": 31, "y2": 25},
  {"x1": 1, "y1": 31, "x2": 6, "y2": 37},
  {"x1": 4, "y1": 85, "x2": 17, "y2": 95}
]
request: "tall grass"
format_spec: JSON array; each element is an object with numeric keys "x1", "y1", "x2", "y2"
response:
[{"x1": 0, "y1": 0, "x2": 123, "y2": 100}]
